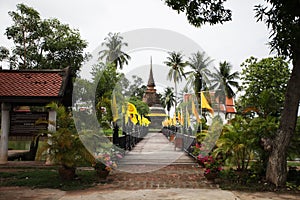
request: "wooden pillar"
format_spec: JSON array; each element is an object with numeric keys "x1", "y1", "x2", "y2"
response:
[{"x1": 0, "y1": 102, "x2": 11, "y2": 164}]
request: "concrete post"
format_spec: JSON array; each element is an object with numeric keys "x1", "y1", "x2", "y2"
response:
[
  {"x1": 45, "y1": 109, "x2": 56, "y2": 165},
  {"x1": 0, "y1": 102, "x2": 11, "y2": 164},
  {"x1": 48, "y1": 110, "x2": 57, "y2": 132}
]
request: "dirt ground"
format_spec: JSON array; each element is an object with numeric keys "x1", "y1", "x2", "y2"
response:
[{"x1": 0, "y1": 186, "x2": 300, "y2": 200}]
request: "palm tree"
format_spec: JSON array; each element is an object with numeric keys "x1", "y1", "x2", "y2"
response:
[
  {"x1": 210, "y1": 61, "x2": 239, "y2": 102},
  {"x1": 185, "y1": 51, "x2": 213, "y2": 101},
  {"x1": 164, "y1": 51, "x2": 187, "y2": 108},
  {"x1": 161, "y1": 87, "x2": 176, "y2": 116},
  {"x1": 98, "y1": 32, "x2": 131, "y2": 70}
]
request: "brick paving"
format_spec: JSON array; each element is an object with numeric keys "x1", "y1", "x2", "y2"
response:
[{"x1": 100, "y1": 164, "x2": 215, "y2": 190}]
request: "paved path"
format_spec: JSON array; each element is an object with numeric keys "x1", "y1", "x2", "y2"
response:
[{"x1": 117, "y1": 132, "x2": 195, "y2": 173}]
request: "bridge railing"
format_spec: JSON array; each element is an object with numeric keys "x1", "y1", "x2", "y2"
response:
[
  {"x1": 113, "y1": 123, "x2": 148, "y2": 151},
  {"x1": 161, "y1": 127, "x2": 196, "y2": 157}
]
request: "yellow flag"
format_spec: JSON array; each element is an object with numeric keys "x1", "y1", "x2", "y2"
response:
[
  {"x1": 201, "y1": 92, "x2": 214, "y2": 114},
  {"x1": 138, "y1": 114, "x2": 142, "y2": 125},
  {"x1": 173, "y1": 113, "x2": 177, "y2": 125},
  {"x1": 142, "y1": 117, "x2": 151, "y2": 126},
  {"x1": 177, "y1": 111, "x2": 182, "y2": 125},
  {"x1": 130, "y1": 114, "x2": 138, "y2": 124},
  {"x1": 112, "y1": 93, "x2": 118, "y2": 122},
  {"x1": 186, "y1": 108, "x2": 191, "y2": 127},
  {"x1": 192, "y1": 100, "x2": 201, "y2": 122},
  {"x1": 128, "y1": 102, "x2": 138, "y2": 115},
  {"x1": 180, "y1": 109, "x2": 184, "y2": 125}
]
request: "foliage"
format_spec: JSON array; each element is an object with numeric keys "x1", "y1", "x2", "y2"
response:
[
  {"x1": 255, "y1": 1, "x2": 300, "y2": 58},
  {"x1": 78, "y1": 130, "x2": 123, "y2": 172},
  {"x1": 198, "y1": 154, "x2": 222, "y2": 175},
  {"x1": 254, "y1": 1, "x2": 300, "y2": 186},
  {"x1": 164, "y1": 0, "x2": 300, "y2": 186},
  {"x1": 240, "y1": 57, "x2": 290, "y2": 118},
  {"x1": 128, "y1": 97, "x2": 150, "y2": 116},
  {"x1": 210, "y1": 61, "x2": 239, "y2": 100},
  {"x1": 160, "y1": 87, "x2": 176, "y2": 116},
  {"x1": 4, "y1": 4, "x2": 87, "y2": 76},
  {"x1": 73, "y1": 78, "x2": 93, "y2": 103},
  {"x1": 164, "y1": 51, "x2": 187, "y2": 107},
  {"x1": 0, "y1": 46, "x2": 9, "y2": 66},
  {"x1": 95, "y1": 96, "x2": 113, "y2": 129},
  {"x1": 185, "y1": 51, "x2": 213, "y2": 100},
  {"x1": 164, "y1": 0, "x2": 232, "y2": 27},
  {"x1": 214, "y1": 116, "x2": 256, "y2": 171},
  {"x1": 98, "y1": 32, "x2": 131, "y2": 69},
  {"x1": 93, "y1": 62, "x2": 119, "y2": 100},
  {"x1": 38, "y1": 103, "x2": 93, "y2": 170},
  {"x1": 120, "y1": 75, "x2": 146, "y2": 100},
  {"x1": 288, "y1": 117, "x2": 300, "y2": 160},
  {"x1": 93, "y1": 151, "x2": 122, "y2": 172}
]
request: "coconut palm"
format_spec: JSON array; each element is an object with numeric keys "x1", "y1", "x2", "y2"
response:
[
  {"x1": 98, "y1": 32, "x2": 131, "y2": 70},
  {"x1": 164, "y1": 51, "x2": 187, "y2": 108},
  {"x1": 161, "y1": 87, "x2": 176, "y2": 116},
  {"x1": 210, "y1": 61, "x2": 239, "y2": 102},
  {"x1": 185, "y1": 51, "x2": 213, "y2": 101}
]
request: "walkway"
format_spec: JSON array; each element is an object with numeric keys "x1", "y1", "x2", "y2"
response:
[
  {"x1": 117, "y1": 132, "x2": 195, "y2": 173},
  {"x1": 104, "y1": 132, "x2": 212, "y2": 190}
]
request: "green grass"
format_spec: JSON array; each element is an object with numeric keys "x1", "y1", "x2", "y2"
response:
[
  {"x1": 0, "y1": 169, "x2": 99, "y2": 191},
  {"x1": 288, "y1": 161, "x2": 300, "y2": 167}
]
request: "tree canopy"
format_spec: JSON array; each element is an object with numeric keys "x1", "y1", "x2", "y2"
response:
[
  {"x1": 98, "y1": 32, "x2": 131, "y2": 70},
  {"x1": 3, "y1": 3, "x2": 87, "y2": 76},
  {"x1": 164, "y1": 0, "x2": 232, "y2": 27},
  {"x1": 240, "y1": 57, "x2": 290, "y2": 118}
]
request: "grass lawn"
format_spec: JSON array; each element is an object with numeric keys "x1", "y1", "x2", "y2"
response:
[{"x1": 0, "y1": 168, "x2": 99, "y2": 191}]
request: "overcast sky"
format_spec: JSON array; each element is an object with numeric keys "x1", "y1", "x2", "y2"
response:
[
  {"x1": 0, "y1": 0, "x2": 271, "y2": 69},
  {"x1": 0, "y1": 0, "x2": 277, "y2": 116}
]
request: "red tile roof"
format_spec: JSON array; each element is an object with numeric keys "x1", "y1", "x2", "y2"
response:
[{"x1": 0, "y1": 68, "x2": 69, "y2": 99}]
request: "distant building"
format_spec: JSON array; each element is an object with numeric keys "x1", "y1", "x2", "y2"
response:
[{"x1": 142, "y1": 58, "x2": 167, "y2": 130}]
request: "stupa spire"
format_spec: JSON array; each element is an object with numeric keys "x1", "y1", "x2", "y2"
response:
[{"x1": 147, "y1": 56, "x2": 155, "y2": 87}]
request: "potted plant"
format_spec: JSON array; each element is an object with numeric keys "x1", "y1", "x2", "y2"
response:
[
  {"x1": 91, "y1": 146, "x2": 123, "y2": 180},
  {"x1": 37, "y1": 103, "x2": 92, "y2": 180}
]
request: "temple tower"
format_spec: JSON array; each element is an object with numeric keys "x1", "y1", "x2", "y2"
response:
[{"x1": 143, "y1": 57, "x2": 167, "y2": 130}]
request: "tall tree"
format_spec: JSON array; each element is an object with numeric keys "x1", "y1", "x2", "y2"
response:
[
  {"x1": 255, "y1": 1, "x2": 300, "y2": 186},
  {"x1": 164, "y1": 51, "x2": 187, "y2": 108},
  {"x1": 161, "y1": 87, "x2": 176, "y2": 116},
  {"x1": 98, "y1": 32, "x2": 131, "y2": 70},
  {"x1": 210, "y1": 61, "x2": 239, "y2": 102},
  {"x1": 185, "y1": 51, "x2": 213, "y2": 101},
  {"x1": 240, "y1": 57, "x2": 290, "y2": 118},
  {"x1": 4, "y1": 4, "x2": 87, "y2": 76}
]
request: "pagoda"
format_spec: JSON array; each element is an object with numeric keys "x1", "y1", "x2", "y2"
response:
[{"x1": 143, "y1": 57, "x2": 167, "y2": 130}]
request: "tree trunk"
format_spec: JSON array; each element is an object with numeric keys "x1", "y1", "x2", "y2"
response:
[{"x1": 266, "y1": 55, "x2": 300, "y2": 186}]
